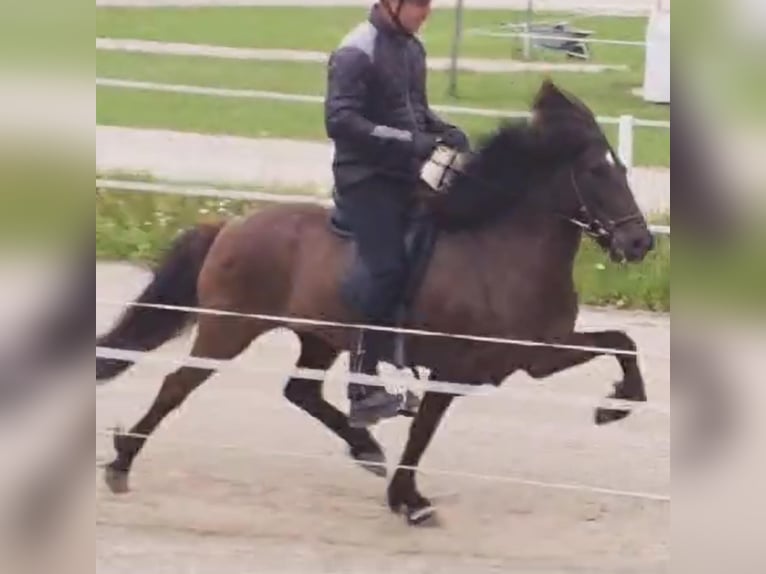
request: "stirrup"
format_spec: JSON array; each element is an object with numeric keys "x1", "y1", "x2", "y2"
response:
[
  {"x1": 349, "y1": 328, "x2": 368, "y2": 374},
  {"x1": 349, "y1": 388, "x2": 404, "y2": 428},
  {"x1": 398, "y1": 389, "x2": 421, "y2": 417}
]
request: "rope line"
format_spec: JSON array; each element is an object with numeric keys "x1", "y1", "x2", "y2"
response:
[
  {"x1": 94, "y1": 78, "x2": 671, "y2": 128},
  {"x1": 96, "y1": 298, "x2": 651, "y2": 358},
  {"x1": 95, "y1": 345, "x2": 670, "y2": 415},
  {"x1": 96, "y1": 429, "x2": 670, "y2": 503},
  {"x1": 468, "y1": 29, "x2": 648, "y2": 47}
]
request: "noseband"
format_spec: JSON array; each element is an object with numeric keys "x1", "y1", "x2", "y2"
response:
[{"x1": 566, "y1": 168, "x2": 644, "y2": 241}]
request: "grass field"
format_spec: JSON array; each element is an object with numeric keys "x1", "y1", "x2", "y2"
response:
[
  {"x1": 96, "y1": 179, "x2": 671, "y2": 312},
  {"x1": 96, "y1": 85, "x2": 669, "y2": 167},
  {"x1": 96, "y1": 6, "x2": 670, "y2": 167},
  {"x1": 96, "y1": 6, "x2": 648, "y2": 64},
  {"x1": 96, "y1": 179, "x2": 766, "y2": 316},
  {"x1": 96, "y1": 51, "x2": 670, "y2": 166}
]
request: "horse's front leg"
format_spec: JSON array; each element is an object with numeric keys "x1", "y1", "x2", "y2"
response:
[
  {"x1": 388, "y1": 389, "x2": 453, "y2": 525},
  {"x1": 526, "y1": 330, "x2": 647, "y2": 424}
]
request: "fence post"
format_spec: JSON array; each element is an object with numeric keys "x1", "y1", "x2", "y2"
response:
[
  {"x1": 523, "y1": 0, "x2": 534, "y2": 60},
  {"x1": 617, "y1": 114, "x2": 634, "y2": 174},
  {"x1": 448, "y1": 0, "x2": 464, "y2": 98}
]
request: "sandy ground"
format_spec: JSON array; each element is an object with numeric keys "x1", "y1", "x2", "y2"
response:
[
  {"x1": 96, "y1": 261, "x2": 670, "y2": 573},
  {"x1": 96, "y1": 126, "x2": 671, "y2": 214},
  {"x1": 95, "y1": 0, "x2": 656, "y2": 15}
]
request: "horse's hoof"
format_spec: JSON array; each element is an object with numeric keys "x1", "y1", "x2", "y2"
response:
[
  {"x1": 389, "y1": 496, "x2": 439, "y2": 526},
  {"x1": 406, "y1": 504, "x2": 438, "y2": 526},
  {"x1": 104, "y1": 466, "x2": 130, "y2": 494},
  {"x1": 595, "y1": 407, "x2": 631, "y2": 425},
  {"x1": 349, "y1": 447, "x2": 387, "y2": 478}
]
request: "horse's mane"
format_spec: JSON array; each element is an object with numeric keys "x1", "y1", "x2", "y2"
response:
[{"x1": 430, "y1": 80, "x2": 606, "y2": 232}]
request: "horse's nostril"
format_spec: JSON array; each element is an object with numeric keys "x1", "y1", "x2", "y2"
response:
[{"x1": 632, "y1": 236, "x2": 651, "y2": 253}]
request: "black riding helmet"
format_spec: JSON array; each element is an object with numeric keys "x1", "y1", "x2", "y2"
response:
[{"x1": 380, "y1": 0, "x2": 432, "y2": 35}]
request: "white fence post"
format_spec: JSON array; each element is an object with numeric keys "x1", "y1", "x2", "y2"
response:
[{"x1": 617, "y1": 114, "x2": 634, "y2": 175}]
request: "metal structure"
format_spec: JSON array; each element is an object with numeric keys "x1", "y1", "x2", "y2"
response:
[{"x1": 446, "y1": 0, "x2": 648, "y2": 97}]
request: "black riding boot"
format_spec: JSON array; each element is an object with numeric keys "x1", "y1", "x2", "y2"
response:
[{"x1": 348, "y1": 329, "x2": 404, "y2": 428}]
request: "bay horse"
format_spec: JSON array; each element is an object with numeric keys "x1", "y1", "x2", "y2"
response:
[{"x1": 96, "y1": 80, "x2": 654, "y2": 525}]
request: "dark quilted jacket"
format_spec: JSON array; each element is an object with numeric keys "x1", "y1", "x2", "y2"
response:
[{"x1": 324, "y1": 3, "x2": 458, "y2": 188}]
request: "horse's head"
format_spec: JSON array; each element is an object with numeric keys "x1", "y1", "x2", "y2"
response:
[{"x1": 529, "y1": 80, "x2": 654, "y2": 263}]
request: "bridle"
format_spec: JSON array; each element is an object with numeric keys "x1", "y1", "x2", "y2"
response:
[{"x1": 565, "y1": 164, "x2": 645, "y2": 242}]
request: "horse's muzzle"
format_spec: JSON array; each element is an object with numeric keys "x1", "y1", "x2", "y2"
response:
[{"x1": 611, "y1": 227, "x2": 654, "y2": 263}]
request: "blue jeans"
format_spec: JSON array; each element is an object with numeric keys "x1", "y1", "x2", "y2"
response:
[{"x1": 336, "y1": 177, "x2": 412, "y2": 397}]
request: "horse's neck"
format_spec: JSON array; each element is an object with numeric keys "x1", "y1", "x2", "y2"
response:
[
  {"x1": 474, "y1": 208, "x2": 582, "y2": 276},
  {"x1": 428, "y1": 209, "x2": 582, "y2": 340}
]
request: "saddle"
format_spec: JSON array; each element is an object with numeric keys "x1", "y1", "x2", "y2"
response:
[
  {"x1": 328, "y1": 146, "x2": 469, "y2": 370},
  {"x1": 330, "y1": 201, "x2": 436, "y2": 370}
]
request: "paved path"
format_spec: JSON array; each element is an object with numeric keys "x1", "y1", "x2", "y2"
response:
[
  {"x1": 96, "y1": 38, "x2": 629, "y2": 74},
  {"x1": 96, "y1": 125, "x2": 671, "y2": 213}
]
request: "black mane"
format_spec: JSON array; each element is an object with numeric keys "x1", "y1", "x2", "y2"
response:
[{"x1": 430, "y1": 80, "x2": 607, "y2": 232}]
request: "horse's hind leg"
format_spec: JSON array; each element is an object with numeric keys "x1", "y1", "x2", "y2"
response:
[
  {"x1": 525, "y1": 330, "x2": 646, "y2": 424},
  {"x1": 283, "y1": 333, "x2": 387, "y2": 477},
  {"x1": 104, "y1": 315, "x2": 259, "y2": 494}
]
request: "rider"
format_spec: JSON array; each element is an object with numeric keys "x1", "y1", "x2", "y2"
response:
[{"x1": 324, "y1": 0, "x2": 470, "y2": 427}]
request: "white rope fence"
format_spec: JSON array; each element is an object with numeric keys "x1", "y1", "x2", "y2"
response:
[
  {"x1": 96, "y1": 78, "x2": 668, "y2": 185},
  {"x1": 95, "y1": 178, "x2": 671, "y2": 236},
  {"x1": 467, "y1": 29, "x2": 648, "y2": 47},
  {"x1": 96, "y1": 178, "x2": 332, "y2": 206},
  {"x1": 95, "y1": 429, "x2": 670, "y2": 503},
  {"x1": 96, "y1": 377, "x2": 668, "y2": 448},
  {"x1": 97, "y1": 298, "x2": 652, "y2": 359},
  {"x1": 96, "y1": 317, "x2": 670, "y2": 503},
  {"x1": 95, "y1": 299, "x2": 670, "y2": 415},
  {"x1": 95, "y1": 78, "x2": 671, "y2": 129},
  {"x1": 95, "y1": 345, "x2": 669, "y2": 415}
]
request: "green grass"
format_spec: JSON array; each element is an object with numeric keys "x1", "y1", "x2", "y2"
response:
[
  {"x1": 95, "y1": 51, "x2": 670, "y2": 165},
  {"x1": 96, "y1": 182, "x2": 671, "y2": 312},
  {"x1": 96, "y1": 6, "x2": 647, "y2": 64},
  {"x1": 96, "y1": 50, "x2": 669, "y2": 123},
  {"x1": 97, "y1": 169, "x2": 330, "y2": 197},
  {"x1": 574, "y1": 233, "x2": 669, "y2": 311},
  {"x1": 96, "y1": 7, "x2": 670, "y2": 166},
  {"x1": 96, "y1": 83, "x2": 670, "y2": 167}
]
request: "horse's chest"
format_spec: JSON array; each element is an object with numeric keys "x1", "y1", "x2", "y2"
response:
[{"x1": 418, "y1": 237, "x2": 578, "y2": 339}]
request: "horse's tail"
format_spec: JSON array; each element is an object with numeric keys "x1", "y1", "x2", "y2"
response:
[{"x1": 96, "y1": 221, "x2": 225, "y2": 382}]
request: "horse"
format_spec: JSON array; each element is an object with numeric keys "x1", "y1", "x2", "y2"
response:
[{"x1": 96, "y1": 80, "x2": 655, "y2": 525}]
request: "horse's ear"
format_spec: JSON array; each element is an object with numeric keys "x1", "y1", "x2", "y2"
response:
[{"x1": 532, "y1": 79, "x2": 572, "y2": 114}]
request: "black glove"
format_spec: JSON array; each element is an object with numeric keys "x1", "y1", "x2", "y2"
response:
[
  {"x1": 439, "y1": 127, "x2": 470, "y2": 152},
  {"x1": 412, "y1": 132, "x2": 439, "y2": 159}
]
